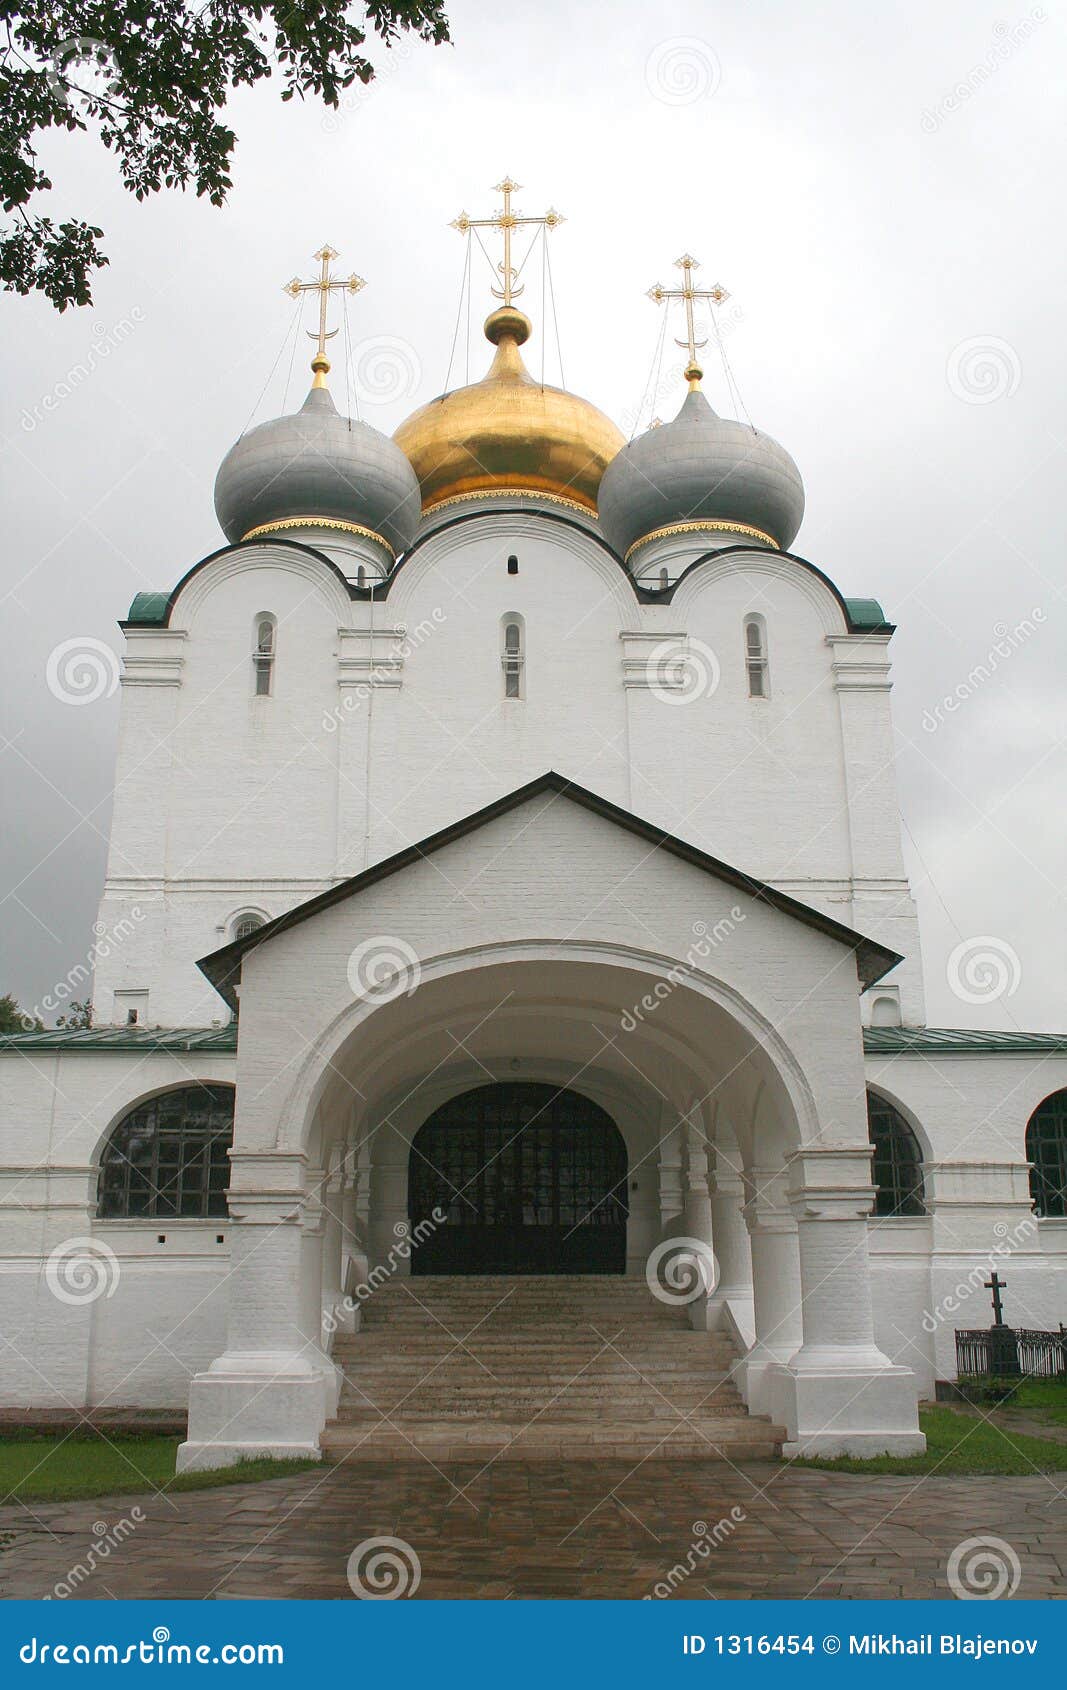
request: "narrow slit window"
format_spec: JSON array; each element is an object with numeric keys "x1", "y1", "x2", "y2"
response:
[
  {"x1": 744, "y1": 615, "x2": 769, "y2": 698},
  {"x1": 507, "y1": 555, "x2": 519, "y2": 576},
  {"x1": 502, "y1": 618, "x2": 524, "y2": 700},
  {"x1": 253, "y1": 615, "x2": 276, "y2": 697}
]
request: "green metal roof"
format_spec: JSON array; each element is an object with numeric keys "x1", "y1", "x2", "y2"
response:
[
  {"x1": 0, "y1": 1025, "x2": 237, "y2": 1054},
  {"x1": 864, "y1": 1026, "x2": 1067, "y2": 1055},
  {"x1": 125, "y1": 591, "x2": 170, "y2": 624},
  {"x1": 843, "y1": 597, "x2": 891, "y2": 630}
]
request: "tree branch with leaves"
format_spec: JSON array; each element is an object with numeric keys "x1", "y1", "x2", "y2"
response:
[{"x1": 0, "y1": 1, "x2": 450, "y2": 310}]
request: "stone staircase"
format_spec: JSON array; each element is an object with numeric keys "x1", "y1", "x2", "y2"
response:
[{"x1": 321, "y1": 1274, "x2": 784, "y2": 1462}]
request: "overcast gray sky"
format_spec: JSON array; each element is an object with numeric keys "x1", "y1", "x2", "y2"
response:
[{"x1": 1, "y1": 0, "x2": 1065, "y2": 1032}]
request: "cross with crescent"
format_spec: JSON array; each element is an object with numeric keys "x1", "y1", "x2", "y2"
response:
[
  {"x1": 647, "y1": 253, "x2": 730, "y2": 385},
  {"x1": 283, "y1": 245, "x2": 365, "y2": 386},
  {"x1": 451, "y1": 177, "x2": 564, "y2": 308}
]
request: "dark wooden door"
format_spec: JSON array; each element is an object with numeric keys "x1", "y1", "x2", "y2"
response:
[{"x1": 408, "y1": 1083, "x2": 628, "y2": 1274}]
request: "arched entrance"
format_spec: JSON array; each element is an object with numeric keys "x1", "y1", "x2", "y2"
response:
[{"x1": 408, "y1": 1082, "x2": 629, "y2": 1274}]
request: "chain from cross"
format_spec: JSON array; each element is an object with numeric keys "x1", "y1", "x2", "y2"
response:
[
  {"x1": 283, "y1": 245, "x2": 365, "y2": 380},
  {"x1": 647, "y1": 253, "x2": 730, "y2": 380},
  {"x1": 451, "y1": 177, "x2": 564, "y2": 308}
]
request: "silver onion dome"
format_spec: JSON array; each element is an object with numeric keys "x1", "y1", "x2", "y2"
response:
[
  {"x1": 214, "y1": 382, "x2": 422, "y2": 556},
  {"x1": 598, "y1": 385, "x2": 805, "y2": 562}
]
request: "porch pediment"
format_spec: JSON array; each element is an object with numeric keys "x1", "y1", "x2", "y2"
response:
[{"x1": 198, "y1": 771, "x2": 900, "y2": 1013}]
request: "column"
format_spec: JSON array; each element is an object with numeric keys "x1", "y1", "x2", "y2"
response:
[
  {"x1": 766, "y1": 1147, "x2": 925, "y2": 1456},
  {"x1": 705, "y1": 1155, "x2": 752, "y2": 1331},
  {"x1": 177, "y1": 1150, "x2": 333, "y2": 1473},
  {"x1": 740, "y1": 1169, "x2": 804, "y2": 1413}
]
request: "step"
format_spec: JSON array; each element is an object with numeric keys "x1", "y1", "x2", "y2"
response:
[{"x1": 320, "y1": 1419, "x2": 785, "y2": 1462}]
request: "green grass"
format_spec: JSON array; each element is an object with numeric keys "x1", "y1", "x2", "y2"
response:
[
  {"x1": 997, "y1": 1377, "x2": 1067, "y2": 1427},
  {"x1": 0, "y1": 1435, "x2": 319, "y2": 1504},
  {"x1": 796, "y1": 1405, "x2": 1067, "y2": 1476}
]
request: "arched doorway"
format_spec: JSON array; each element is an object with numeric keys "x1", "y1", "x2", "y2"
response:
[{"x1": 408, "y1": 1082, "x2": 629, "y2": 1274}]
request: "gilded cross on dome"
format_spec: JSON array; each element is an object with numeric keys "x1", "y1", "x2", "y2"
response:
[
  {"x1": 647, "y1": 253, "x2": 730, "y2": 388},
  {"x1": 451, "y1": 177, "x2": 564, "y2": 308},
  {"x1": 283, "y1": 245, "x2": 365, "y2": 388}
]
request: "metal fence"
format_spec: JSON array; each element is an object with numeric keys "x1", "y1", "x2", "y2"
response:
[{"x1": 956, "y1": 1326, "x2": 1067, "y2": 1379}]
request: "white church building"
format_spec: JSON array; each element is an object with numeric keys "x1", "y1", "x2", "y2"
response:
[{"x1": 3, "y1": 204, "x2": 1066, "y2": 1471}]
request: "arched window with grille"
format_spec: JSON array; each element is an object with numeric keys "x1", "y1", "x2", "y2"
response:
[
  {"x1": 743, "y1": 613, "x2": 769, "y2": 698},
  {"x1": 866, "y1": 1089, "x2": 925, "y2": 1216},
  {"x1": 230, "y1": 911, "x2": 267, "y2": 943},
  {"x1": 97, "y1": 1084, "x2": 235, "y2": 1219},
  {"x1": 1026, "y1": 1090, "x2": 1067, "y2": 1217},
  {"x1": 502, "y1": 615, "x2": 524, "y2": 700},
  {"x1": 253, "y1": 614, "x2": 276, "y2": 697}
]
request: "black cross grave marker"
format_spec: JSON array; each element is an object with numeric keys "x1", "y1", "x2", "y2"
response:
[{"x1": 985, "y1": 1269, "x2": 1007, "y2": 1326}]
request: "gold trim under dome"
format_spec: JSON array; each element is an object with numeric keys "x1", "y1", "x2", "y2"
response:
[
  {"x1": 394, "y1": 308, "x2": 625, "y2": 516},
  {"x1": 625, "y1": 518, "x2": 779, "y2": 564},
  {"x1": 241, "y1": 515, "x2": 395, "y2": 556},
  {"x1": 424, "y1": 487, "x2": 595, "y2": 518}
]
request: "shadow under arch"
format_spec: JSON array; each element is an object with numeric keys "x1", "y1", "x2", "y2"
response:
[{"x1": 265, "y1": 940, "x2": 821, "y2": 1168}]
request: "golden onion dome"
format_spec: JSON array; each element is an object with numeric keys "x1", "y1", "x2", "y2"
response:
[{"x1": 393, "y1": 307, "x2": 625, "y2": 516}]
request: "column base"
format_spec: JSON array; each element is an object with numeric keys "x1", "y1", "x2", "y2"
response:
[
  {"x1": 768, "y1": 1353, "x2": 926, "y2": 1459},
  {"x1": 176, "y1": 1352, "x2": 336, "y2": 1474}
]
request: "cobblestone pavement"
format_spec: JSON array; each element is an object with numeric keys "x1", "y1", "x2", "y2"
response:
[{"x1": 2, "y1": 1462, "x2": 1065, "y2": 1600}]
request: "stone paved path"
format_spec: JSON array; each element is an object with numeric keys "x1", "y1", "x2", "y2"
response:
[{"x1": 2, "y1": 1462, "x2": 1065, "y2": 1601}]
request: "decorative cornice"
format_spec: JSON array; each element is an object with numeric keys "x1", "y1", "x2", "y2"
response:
[
  {"x1": 241, "y1": 516, "x2": 394, "y2": 557},
  {"x1": 626, "y1": 519, "x2": 779, "y2": 563},
  {"x1": 423, "y1": 487, "x2": 595, "y2": 519}
]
